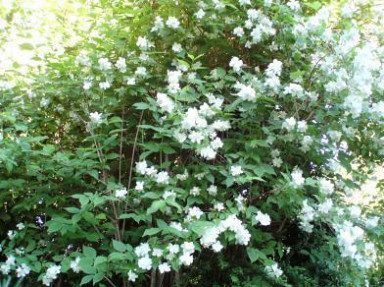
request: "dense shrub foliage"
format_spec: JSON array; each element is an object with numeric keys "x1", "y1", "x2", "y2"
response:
[{"x1": 0, "y1": 0, "x2": 383, "y2": 286}]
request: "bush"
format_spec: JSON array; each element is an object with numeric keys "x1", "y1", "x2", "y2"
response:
[{"x1": 0, "y1": 0, "x2": 383, "y2": 286}]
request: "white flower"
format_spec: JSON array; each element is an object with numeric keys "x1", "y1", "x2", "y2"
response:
[
  {"x1": 70, "y1": 257, "x2": 81, "y2": 273},
  {"x1": 189, "y1": 131, "x2": 204, "y2": 144},
  {"x1": 211, "y1": 120, "x2": 231, "y2": 131},
  {"x1": 168, "y1": 244, "x2": 180, "y2": 254},
  {"x1": 16, "y1": 264, "x2": 30, "y2": 278},
  {"x1": 239, "y1": 0, "x2": 251, "y2": 5},
  {"x1": 167, "y1": 70, "x2": 183, "y2": 94},
  {"x1": 99, "y1": 81, "x2": 110, "y2": 90},
  {"x1": 115, "y1": 188, "x2": 128, "y2": 198},
  {"x1": 207, "y1": 185, "x2": 218, "y2": 196},
  {"x1": 42, "y1": 265, "x2": 61, "y2": 286},
  {"x1": 214, "y1": 202, "x2": 224, "y2": 211},
  {"x1": 365, "y1": 216, "x2": 379, "y2": 228},
  {"x1": 163, "y1": 190, "x2": 176, "y2": 199},
  {"x1": 179, "y1": 253, "x2": 194, "y2": 266},
  {"x1": 166, "y1": 17, "x2": 180, "y2": 29},
  {"x1": 89, "y1": 112, "x2": 103, "y2": 124},
  {"x1": 0, "y1": 264, "x2": 10, "y2": 275},
  {"x1": 349, "y1": 206, "x2": 361, "y2": 218},
  {"x1": 83, "y1": 81, "x2": 92, "y2": 90},
  {"x1": 135, "y1": 243, "x2": 151, "y2": 257},
  {"x1": 230, "y1": 165, "x2": 243, "y2": 176},
  {"x1": 152, "y1": 248, "x2": 163, "y2": 257},
  {"x1": 137, "y1": 36, "x2": 152, "y2": 50},
  {"x1": 151, "y1": 16, "x2": 164, "y2": 32},
  {"x1": 255, "y1": 211, "x2": 271, "y2": 226},
  {"x1": 237, "y1": 84, "x2": 256, "y2": 101},
  {"x1": 156, "y1": 93, "x2": 175, "y2": 113},
  {"x1": 5, "y1": 255, "x2": 15, "y2": 266},
  {"x1": 265, "y1": 263, "x2": 283, "y2": 278},
  {"x1": 233, "y1": 27, "x2": 244, "y2": 37},
  {"x1": 318, "y1": 178, "x2": 334, "y2": 194},
  {"x1": 265, "y1": 76, "x2": 280, "y2": 91},
  {"x1": 211, "y1": 137, "x2": 223, "y2": 150},
  {"x1": 174, "y1": 131, "x2": 187, "y2": 143},
  {"x1": 190, "y1": 186, "x2": 201, "y2": 196},
  {"x1": 145, "y1": 166, "x2": 157, "y2": 176},
  {"x1": 291, "y1": 168, "x2": 305, "y2": 188},
  {"x1": 287, "y1": 0, "x2": 300, "y2": 11},
  {"x1": 272, "y1": 157, "x2": 283, "y2": 168},
  {"x1": 297, "y1": 120, "x2": 307, "y2": 133},
  {"x1": 195, "y1": 9, "x2": 205, "y2": 19},
  {"x1": 135, "y1": 181, "x2": 144, "y2": 192},
  {"x1": 156, "y1": 171, "x2": 170, "y2": 184},
  {"x1": 136, "y1": 161, "x2": 147, "y2": 175},
  {"x1": 172, "y1": 43, "x2": 183, "y2": 53},
  {"x1": 158, "y1": 262, "x2": 171, "y2": 273},
  {"x1": 282, "y1": 117, "x2": 296, "y2": 132},
  {"x1": 318, "y1": 199, "x2": 333, "y2": 214},
  {"x1": 128, "y1": 270, "x2": 138, "y2": 282},
  {"x1": 16, "y1": 223, "x2": 25, "y2": 230},
  {"x1": 98, "y1": 58, "x2": 112, "y2": 70},
  {"x1": 187, "y1": 206, "x2": 204, "y2": 220},
  {"x1": 115, "y1": 57, "x2": 127, "y2": 73},
  {"x1": 266, "y1": 59, "x2": 283, "y2": 77},
  {"x1": 199, "y1": 146, "x2": 217, "y2": 160},
  {"x1": 135, "y1": 67, "x2": 147, "y2": 77},
  {"x1": 126, "y1": 77, "x2": 136, "y2": 85},
  {"x1": 211, "y1": 241, "x2": 223, "y2": 252},
  {"x1": 264, "y1": 0, "x2": 273, "y2": 7},
  {"x1": 7, "y1": 230, "x2": 17, "y2": 240},
  {"x1": 138, "y1": 256, "x2": 152, "y2": 270},
  {"x1": 229, "y1": 57, "x2": 244, "y2": 73}
]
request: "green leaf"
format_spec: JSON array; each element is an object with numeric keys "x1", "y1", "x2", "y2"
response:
[
  {"x1": 65, "y1": 207, "x2": 80, "y2": 214},
  {"x1": 143, "y1": 227, "x2": 161, "y2": 237},
  {"x1": 133, "y1": 102, "x2": 150, "y2": 110},
  {"x1": 112, "y1": 240, "x2": 126, "y2": 252},
  {"x1": 93, "y1": 273, "x2": 104, "y2": 285},
  {"x1": 147, "y1": 200, "x2": 166, "y2": 215},
  {"x1": 80, "y1": 275, "x2": 93, "y2": 285},
  {"x1": 80, "y1": 257, "x2": 95, "y2": 274},
  {"x1": 83, "y1": 246, "x2": 97, "y2": 259},
  {"x1": 247, "y1": 247, "x2": 260, "y2": 263}
]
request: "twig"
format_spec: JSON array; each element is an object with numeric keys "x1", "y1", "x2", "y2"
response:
[
  {"x1": 121, "y1": 110, "x2": 145, "y2": 236},
  {"x1": 118, "y1": 107, "x2": 126, "y2": 183}
]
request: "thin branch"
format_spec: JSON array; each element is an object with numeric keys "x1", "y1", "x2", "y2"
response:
[{"x1": 121, "y1": 110, "x2": 145, "y2": 236}]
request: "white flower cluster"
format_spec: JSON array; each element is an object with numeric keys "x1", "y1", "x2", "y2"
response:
[
  {"x1": 290, "y1": 168, "x2": 305, "y2": 188},
  {"x1": 299, "y1": 199, "x2": 315, "y2": 233},
  {"x1": 255, "y1": 211, "x2": 271, "y2": 226},
  {"x1": 155, "y1": 86, "x2": 229, "y2": 160},
  {"x1": 42, "y1": 265, "x2": 61, "y2": 286},
  {"x1": 241, "y1": 9, "x2": 276, "y2": 47},
  {"x1": 271, "y1": 149, "x2": 283, "y2": 168},
  {"x1": 282, "y1": 117, "x2": 307, "y2": 133},
  {"x1": 0, "y1": 255, "x2": 16, "y2": 275},
  {"x1": 265, "y1": 59, "x2": 282, "y2": 92},
  {"x1": 200, "y1": 215, "x2": 251, "y2": 252},
  {"x1": 136, "y1": 161, "x2": 170, "y2": 185},
  {"x1": 336, "y1": 221, "x2": 376, "y2": 269},
  {"x1": 265, "y1": 262, "x2": 283, "y2": 278}
]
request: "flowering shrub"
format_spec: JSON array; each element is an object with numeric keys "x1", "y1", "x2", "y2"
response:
[{"x1": 0, "y1": 0, "x2": 383, "y2": 286}]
